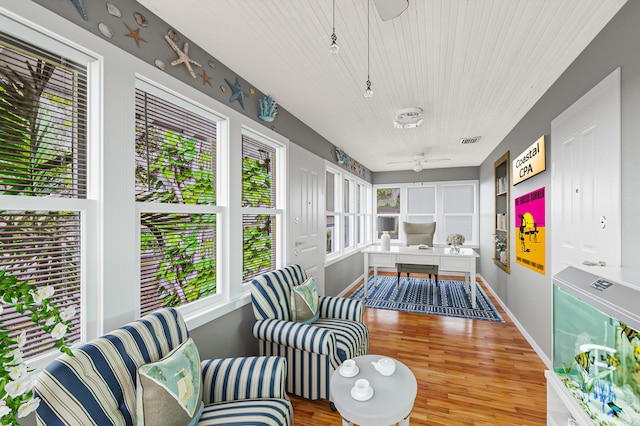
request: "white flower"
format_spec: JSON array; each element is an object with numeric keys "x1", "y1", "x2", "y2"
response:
[
  {"x1": 37, "y1": 286, "x2": 55, "y2": 300},
  {"x1": 17, "y1": 396, "x2": 40, "y2": 418},
  {"x1": 8, "y1": 348, "x2": 24, "y2": 364},
  {"x1": 0, "y1": 400, "x2": 12, "y2": 418},
  {"x1": 4, "y1": 374, "x2": 35, "y2": 398},
  {"x1": 6, "y1": 361, "x2": 27, "y2": 380},
  {"x1": 16, "y1": 331, "x2": 27, "y2": 348},
  {"x1": 51, "y1": 323, "x2": 67, "y2": 340},
  {"x1": 0, "y1": 302, "x2": 3, "y2": 315},
  {"x1": 45, "y1": 316, "x2": 56, "y2": 327},
  {"x1": 60, "y1": 305, "x2": 76, "y2": 322}
]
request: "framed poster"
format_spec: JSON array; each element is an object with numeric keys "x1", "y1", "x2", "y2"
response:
[{"x1": 515, "y1": 187, "x2": 545, "y2": 275}]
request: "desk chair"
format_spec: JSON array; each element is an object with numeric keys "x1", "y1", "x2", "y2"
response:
[{"x1": 397, "y1": 222, "x2": 439, "y2": 287}]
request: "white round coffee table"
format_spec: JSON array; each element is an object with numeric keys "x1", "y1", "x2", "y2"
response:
[{"x1": 330, "y1": 355, "x2": 418, "y2": 426}]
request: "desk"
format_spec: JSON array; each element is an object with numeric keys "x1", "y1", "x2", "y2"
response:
[
  {"x1": 330, "y1": 355, "x2": 417, "y2": 426},
  {"x1": 363, "y1": 246, "x2": 480, "y2": 308}
]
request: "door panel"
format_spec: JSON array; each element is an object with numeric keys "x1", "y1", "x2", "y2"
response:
[
  {"x1": 289, "y1": 144, "x2": 325, "y2": 294},
  {"x1": 551, "y1": 68, "x2": 621, "y2": 274}
]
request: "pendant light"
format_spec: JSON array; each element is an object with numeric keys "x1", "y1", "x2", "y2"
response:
[
  {"x1": 329, "y1": 0, "x2": 339, "y2": 55},
  {"x1": 364, "y1": 0, "x2": 373, "y2": 98}
]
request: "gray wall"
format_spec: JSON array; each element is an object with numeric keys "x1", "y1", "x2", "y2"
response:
[
  {"x1": 373, "y1": 166, "x2": 479, "y2": 185},
  {"x1": 478, "y1": 0, "x2": 640, "y2": 362},
  {"x1": 326, "y1": 253, "x2": 365, "y2": 296},
  {"x1": 190, "y1": 304, "x2": 258, "y2": 359}
]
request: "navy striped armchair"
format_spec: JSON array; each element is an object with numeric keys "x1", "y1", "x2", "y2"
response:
[
  {"x1": 250, "y1": 265, "x2": 369, "y2": 401},
  {"x1": 34, "y1": 308, "x2": 293, "y2": 425}
]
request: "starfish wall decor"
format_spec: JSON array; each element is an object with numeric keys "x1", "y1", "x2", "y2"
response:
[
  {"x1": 200, "y1": 70, "x2": 212, "y2": 87},
  {"x1": 224, "y1": 77, "x2": 250, "y2": 110},
  {"x1": 124, "y1": 23, "x2": 146, "y2": 48},
  {"x1": 164, "y1": 35, "x2": 202, "y2": 79},
  {"x1": 70, "y1": 0, "x2": 88, "y2": 21}
]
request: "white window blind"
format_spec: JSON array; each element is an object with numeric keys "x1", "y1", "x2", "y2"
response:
[
  {"x1": 135, "y1": 86, "x2": 218, "y2": 315},
  {"x1": 241, "y1": 133, "x2": 278, "y2": 281},
  {"x1": 0, "y1": 32, "x2": 87, "y2": 358}
]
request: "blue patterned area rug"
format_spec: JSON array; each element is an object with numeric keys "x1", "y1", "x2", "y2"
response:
[{"x1": 350, "y1": 276, "x2": 504, "y2": 322}]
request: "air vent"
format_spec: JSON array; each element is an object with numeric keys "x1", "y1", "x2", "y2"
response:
[{"x1": 460, "y1": 136, "x2": 481, "y2": 145}]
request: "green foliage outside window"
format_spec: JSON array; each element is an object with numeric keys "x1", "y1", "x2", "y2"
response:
[
  {"x1": 376, "y1": 188, "x2": 400, "y2": 213},
  {"x1": 136, "y1": 115, "x2": 217, "y2": 311},
  {"x1": 242, "y1": 156, "x2": 274, "y2": 280}
]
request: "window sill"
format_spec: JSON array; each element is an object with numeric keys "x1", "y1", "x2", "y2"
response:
[
  {"x1": 325, "y1": 244, "x2": 370, "y2": 267},
  {"x1": 180, "y1": 291, "x2": 252, "y2": 331}
]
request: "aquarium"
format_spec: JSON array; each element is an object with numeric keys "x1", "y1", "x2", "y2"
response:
[{"x1": 552, "y1": 266, "x2": 640, "y2": 426}]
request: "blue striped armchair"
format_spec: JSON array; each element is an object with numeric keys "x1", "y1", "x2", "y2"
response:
[
  {"x1": 34, "y1": 308, "x2": 293, "y2": 425},
  {"x1": 250, "y1": 265, "x2": 369, "y2": 401}
]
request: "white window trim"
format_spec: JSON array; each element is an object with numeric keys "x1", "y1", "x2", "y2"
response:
[
  {"x1": 373, "y1": 180, "x2": 480, "y2": 248},
  {"x1": 325, "y1": 163, "x2": 372, "y2": 265},
  {"x1": 240, "y1": 127, "x2": 287, "y2": 285}
]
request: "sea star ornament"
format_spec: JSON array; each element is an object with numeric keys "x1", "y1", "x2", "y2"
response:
[
  {"x1": 200, "y1": 70, "x2": 212, "y2": 87},
  {"x1": 164, "y1": 35, "x2": 202, "y2": 79},
  {"x1": 124, "y1": 23, "x2": 147, "y2": 48},
  {"x1": 70, "y1": 0, "x2": 88, "y2": 20},
  {"x1": 224, "y1": 77, "x2": 250, "y2": 110}
]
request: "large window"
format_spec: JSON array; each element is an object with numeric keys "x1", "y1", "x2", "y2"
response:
[
  {"x1": 0, "y1": 31, "x2": 90, "y2": 358},
  {"x1": 135, "y1": 81, "x2": 220, "y2": 316},
  {"x1": 241, "y1": 131, "x2": 283, "y2": 281},
  {"x1": 374, "y1": 181, "x2": 479, "y2": 246},
  {"x1": 326, "y1": 165, "x2": 371, "y2": 260}
]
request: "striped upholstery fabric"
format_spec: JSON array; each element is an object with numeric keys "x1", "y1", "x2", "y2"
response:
[
  {"x1": 34, "y1": 308, "x2": 292, "y2": 426},
  {"x1": 250, "y1": 265, "x2": 369, "y2": 401}
]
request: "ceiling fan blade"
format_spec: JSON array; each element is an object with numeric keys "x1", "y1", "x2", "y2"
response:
[
  {"x1": 371, "y1": 0, "x2": 409, "y2": 21},
  {"x1": 387, "y1": 159, "x2": 413, "y2": 165}
]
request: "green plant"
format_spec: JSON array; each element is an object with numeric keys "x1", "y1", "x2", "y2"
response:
[
  {"x1": 0, "y1": 269, "x2": 74, "y2": 425},
  {"x1": 136, "y1": 127, "x2": 217, "y2": 311}
]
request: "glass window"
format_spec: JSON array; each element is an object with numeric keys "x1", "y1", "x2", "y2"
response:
[
  {"x1": 442, "y1": 183, "x2": 476, "y2": 243},
  {"x1": 375, "y1": 188, "x2": 400, "y2": 239},
  {"x1": 241, "y1": 132, "x2": 282, "y2": 281},
  {"x1": 0, "y1": 32, "x2": 88, "y2": 358},
  {"x1": 135, "y1": 83, "x2": 218, "y2": 315}
]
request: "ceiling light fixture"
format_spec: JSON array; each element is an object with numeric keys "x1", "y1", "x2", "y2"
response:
[
  {"x1": 394, "y1": 107, "x2": 424, "y2": 129},
  {"x1": 364, "y1": 0, "x2": 373, "y2": 98},
  {"x1": 412, "y1": 162, "x2": 423, "y2": 173},
  {"x1": 329, "y1": 0, "x2": 339, "y2": 55}
]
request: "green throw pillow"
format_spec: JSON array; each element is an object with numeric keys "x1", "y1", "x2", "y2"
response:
[
  {"x1": 291, "y1": 276, "x2": 320, "y2": 324},
  {"x1": 136, "y1": 337, "x2": 204, "y2": 426}
]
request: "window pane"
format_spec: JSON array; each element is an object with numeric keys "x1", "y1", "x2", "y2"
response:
[
  {"x1": 0, "y1": 210, "x2": 81, "y2": 358},
  {"x1": 443, "y1": 185, "x2": 474, "y2": 213},
  {"x1": 407, "y1": 187, "x2": 435, "y2": 214},
  {"x1": 140, "y1": 212, "x2": 216, "y2": 315},
  {"x1": 135, "y1": 89, "x2": 217, "y2": 205},
  {"x1": 377, "y1": 188, "x2": 400, "y2": 214},
  {"x1": 344, "y1": 179, "x2": 350, "y2": 213},
  {"x1": 242, "y1": 214, "x2": 276, "y2": 281},
  {"x1": 326, "y1": 215, "x2": 336, "y2": 254},
  {"x1": 444, "y1": 216, "x2": 473, "y2": 242},
  {"x1": 0, "y1": 33, "x2": 87, "y2": 198},
  {"x1": 242, "y1": 136, "x2": 275, "y2": 208},
  {"x1": 326, "y1": 172, "x2": 335, "y2": 211},
  {"x1": 344, "y1": 215, "x2": 352, "y2": 248}
]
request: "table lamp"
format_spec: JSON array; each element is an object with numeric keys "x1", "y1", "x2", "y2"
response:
[{"x1": 377, "y1": 217, "x2": 395, "y2": 251}]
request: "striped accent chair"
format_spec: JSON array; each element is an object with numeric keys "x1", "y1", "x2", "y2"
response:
[
  {"x1": 250, "y1": 265, "x2": 369, "y2": 401},
  {"x1": 34, "y1": 308, "x2": 293, "y2": 426}
]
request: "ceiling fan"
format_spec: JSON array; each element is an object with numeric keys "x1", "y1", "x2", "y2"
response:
[{"x1": 388, "y1": 153, "x2": 451, "y2": 172}]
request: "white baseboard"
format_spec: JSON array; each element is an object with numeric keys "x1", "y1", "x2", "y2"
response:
[
  {"x1": 336, "y1": 274, "x2": 365, "y2": 298},
  {"x1": 478, "y1": 274, "x2": 552, "y2": 369}
]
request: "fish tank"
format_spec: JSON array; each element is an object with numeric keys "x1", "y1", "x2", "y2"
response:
[{"x1": 551, "y1": 266, "x2": 640, "y2": 426}]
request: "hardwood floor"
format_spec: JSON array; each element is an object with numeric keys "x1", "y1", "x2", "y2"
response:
[{"x1": 289, "y1": 273, "x2": 548, "y2": 425}]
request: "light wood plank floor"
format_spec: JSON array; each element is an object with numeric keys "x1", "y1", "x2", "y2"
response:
[{"x1": 289, "y1": 273, "x2": 548, "y2": 425}]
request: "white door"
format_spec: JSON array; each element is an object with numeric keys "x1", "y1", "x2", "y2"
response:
[
  {"x1": 288, "y1": 143, "x2": 326, "y2": 293},
  {"x1": 551, "y1": 68, "x2": 621, "y2": 275}
]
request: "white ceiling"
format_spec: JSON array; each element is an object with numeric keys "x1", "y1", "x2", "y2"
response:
[{"x1": 138, "y1": 0, "x2": 626, "y2": 172}]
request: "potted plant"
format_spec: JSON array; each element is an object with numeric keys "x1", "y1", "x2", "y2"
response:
[{"x1": 446, "y1": 233, "x2": 465, "y2": 252}]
